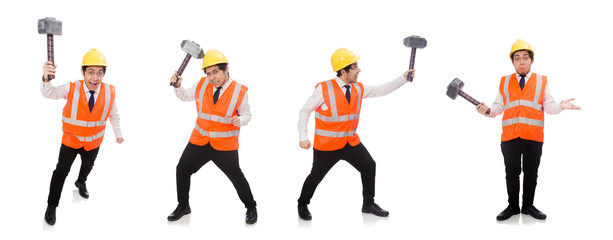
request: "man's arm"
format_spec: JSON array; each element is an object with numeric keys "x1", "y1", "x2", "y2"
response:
[
  {"x1": 477, "y1": 93, "x2": 504, "y2": 117},
  {"x1": 172, "y1": 72, "x2": 197, "y2": 102},
  {"x1": 362, "y1": 70, "x2": 414, "y2": 98},
  {"x1": 297, "y1": 85, "x2": 324, "y2": 149},
  {"x1": 543, "y1": 83, "x2": 581, "y2": 114},
  {"x1": 108, "y1": 100, "x2": 124, "y2": 143},
  {"x1": 41, "y1": 61, "x2": 70, "y2": 99}
]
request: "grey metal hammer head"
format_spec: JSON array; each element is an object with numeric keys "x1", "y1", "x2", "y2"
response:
[
  {"x1": 446, "y1": 78, "x2": 464, "y2": 100},
  {"x1": 181, "y1": 40, "x2": 204, "y2": 59},
  {"x1": 403, "y1": 35, "x2": 427, "y2": 49},
  {"x1": 38, "y1": 17, "x2": 62, "y2": 35}
]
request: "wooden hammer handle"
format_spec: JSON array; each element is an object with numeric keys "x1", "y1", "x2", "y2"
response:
[
  {"x1": 458, "y1": 90, "x2": 490, "y2": 114},
  {"x1": 407, "y1": 48, "x2": 416, "y2": 82},
  {"x1": 170, "y1": 54, "x2": 192, "y2": 86},
  {"x1": 47, "y1": 34, "x2": 55, "y2": 80}
]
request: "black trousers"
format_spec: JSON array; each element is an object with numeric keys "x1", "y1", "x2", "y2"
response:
[
  {"x1": 298, "y1": 142, "x2": 376, "y2": 206},
  {"x1": 47, "y1": 144, "x2": 100, "y2": 206},
  {"x1": 500, "y1": 138, "x2": 543, "y2": 208},
  {"x1": 175, "y1": 142, "x2": 256, "y2": 208}
]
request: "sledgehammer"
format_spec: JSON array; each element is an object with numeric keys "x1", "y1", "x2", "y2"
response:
[
  {"x1": 38, "y1": 17, "x2": 62, "y2": 81},
  {"x1": 403, "y1": 35, "x2": 427, "y2": 82},
  {"x1": 446, "y1": 78, "x2": 490, "y2": 114},
  {"x1": 170, "y1": 40, "x2": 205, "y2": 87}
]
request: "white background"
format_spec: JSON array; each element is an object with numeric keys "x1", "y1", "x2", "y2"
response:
[{"x1": 0, "y1": 0, "x2": 611, "y2": 239}]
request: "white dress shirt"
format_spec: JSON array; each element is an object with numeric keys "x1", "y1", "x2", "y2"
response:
[
  {"x1": 174, "y1": 78, "x2": 251, "y2": 126},
  {"x1": 298, "y1": 75, "x2": 408, "y2": 142},
  {"x1": 40, "y1": 81, "x2": 123, "y2": 138},
  {"x1": 487, "y1": 72, "x2": 563, "y2": 117}
]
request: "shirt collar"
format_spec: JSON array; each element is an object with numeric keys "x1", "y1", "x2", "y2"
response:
[
  {"x1": 515, "y1": 72, "x2": 532, "y2": 80},
  {"x1": 334, "y1": 77, "x2": 351, "y2": 87}
]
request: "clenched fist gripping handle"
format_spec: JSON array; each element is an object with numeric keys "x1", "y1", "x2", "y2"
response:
[{"x1": 446, "y1": 78, "x2": 491, "y2": 114}]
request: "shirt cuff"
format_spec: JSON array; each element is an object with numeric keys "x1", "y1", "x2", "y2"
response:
[
  {"x1": 299, "y1": 132, "x2": 309, "y2": 142},
  {"x1": 239, "y1": 116, "x2": 250, "y2": 126},
  {"x1": 113, "y1": 130, "x2": 123, "y2": 139}
]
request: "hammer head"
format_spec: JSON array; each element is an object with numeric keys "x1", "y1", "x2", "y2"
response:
[
  {"x1": 403, "y1": 35, "x2": 427, "y2": 49},
  {"x1": 181, "y1": 40, "x2": 205, "y2": 59},
  {"x1": 38, "y1": 17, "x2": 62, "y2": 35},
  {"x1": 446, "y1": 78, "x2": 464, "y2": 100}
]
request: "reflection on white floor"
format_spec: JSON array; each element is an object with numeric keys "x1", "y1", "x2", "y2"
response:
[
  {"x1": 167, "y1": 214, "x2": 190, "y2": 227},
  {"x1": 72, "y1": 190, "x2": 87, "y2": 204},
  {"x1": 362, "y1": 213, "x2": 390, "y2": 227},
  {"x1": 495, "y1": 214, "x2": 547, "y2": 226}
]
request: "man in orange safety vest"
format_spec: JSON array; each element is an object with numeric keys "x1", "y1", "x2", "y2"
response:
[
  {"x1": 41, "y1": 49, "x2": 124, "y2": 225},
  {"x1": 476, "y1": 39, "x2": 580, "y2": 221},
  {"x1": 296, "y1": 47, "x2": 415, "y2": 220},
  {"x1": 168, "y1": 49, "x2": 258, "y2": 224}
]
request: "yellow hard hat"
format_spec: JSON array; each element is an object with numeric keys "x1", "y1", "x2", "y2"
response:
[
  {"x1": 331, "y1": 48, "x2": 360, "y2": 72},
  {"x1": 509, "y1": 39, "x2": 534, "y2": 59},
  {"x1": 82, "y1": 48, "x2": 107, "y2": 66},
  {"x1": 202, "y1": 49, "x2": 228, "y2": 69}
]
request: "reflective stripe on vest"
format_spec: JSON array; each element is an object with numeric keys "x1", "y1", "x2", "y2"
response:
[
  {"x1": 314, "y1": 129, "x2": 356, "y2": 138},
  {"x1": 314, "y1": 80, "x2": 362, "y2": 136},
  {"x1": 62, "y1": 81, "x2": 111, "y2": 134},
  {"x1": 315, "y1": 113, "x2": 360, "y2": 122},
  {"x1": 326, "y1": 80, "x2": 338, "y2": 117},
  {"x1": 197, "y1": 79, "x2": 209, "y2": 114},
  {"x1": 197, "y1": 112, "x2": 232, "y2": 124},
  {"x1": 503, "y1": 74, "x2": 543, "y2": 112},
  {"x1": 69, "y1": 129, "x2": 106, "y2": 142},
  {"x1": 502, "y1": 117, "x2": 545, "y2": 127},
  {"x1": 194, "y1": 124, "x2": 240, "y2": 138}
]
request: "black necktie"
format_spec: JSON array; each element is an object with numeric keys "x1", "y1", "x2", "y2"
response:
[
  {"x1": 88, "y1": 90, "x2": 95, "y2": 112},
  {"x1": 343, "y1": 85, "x2": 351, "y2": 103},
  {"x1": 213, "y1": 87, "x2": 222, "y2": 104},
  {"x1": 519, "y1": 75, "x2": 526, "y2": 90}
]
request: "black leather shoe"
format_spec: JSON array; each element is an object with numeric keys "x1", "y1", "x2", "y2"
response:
[
  {"x1": 245, "y1": 207, "x2": 257, "y2": 224},
  {"x1": 75, "y1": 181, "x2": 89, "y2": 199},
  {"x1": 298, "y1": 205, "x2": 312, "y2": 220},
  {"x1": 44, "y1": 205, "x2": 56, "y2": 225},
  {"x1": 496, "y1": 205, "x2": 520, "y2": 221},
  {"x1": 362, "y1": 203, "x2": 389, "y2": 217},
  {"x1": 167, "y1": 205, "x2": 191, "y2": 221},
  {"x1": 521, "y1": 205, "x2": 547, "y2": 220}
]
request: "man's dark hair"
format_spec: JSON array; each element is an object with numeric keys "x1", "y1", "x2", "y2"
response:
[
  {"x1": 336, "y1": 64, "x2": 353, "y2": 77},
  {"x1": 82, "y1": 66, "x2": 107, "y2": 74},
  {"x1": 217, "y1": 63, "x2": 228, "y2": 71},
  {"x1": 204, "y1": 63, "x2": 229, "y2": 75}
]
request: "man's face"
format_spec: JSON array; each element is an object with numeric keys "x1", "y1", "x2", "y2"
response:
[
  {"x1": 205, "y1": 65, "x2": 229, "y2": 88},
  {"x1": 344, "y1": 63, "x2": 361, "y2": 83},
  {"x1": 81, "y1": 66, "x2": 105, "y2": 91},
  {"x1": 512, "y1": 50, "x2": 533, "y2": 76}
]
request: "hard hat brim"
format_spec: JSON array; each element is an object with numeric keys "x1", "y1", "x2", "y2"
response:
[
  {"x1": 201, "y1": 60, "x2": 229, "y2": 70},
  {"x1": 509, "y1": 49, "x2": 534, "y2": 59}
]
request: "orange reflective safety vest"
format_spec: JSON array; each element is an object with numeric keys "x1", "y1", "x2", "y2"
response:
[
  {"x1": 499, "y1": 73, "x2": 547, "y2": 142},
  {"x1": 62, "y1": 80, "x2": 115, "y2": 151},
  {"x1": 313, "y1": 79, "x2": 364, "y2": 151},
  {"x1": 190, "y1": 77, "x2": 247, "y2": 151}
]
